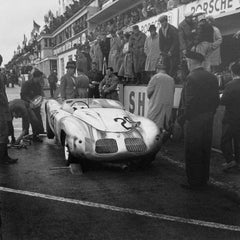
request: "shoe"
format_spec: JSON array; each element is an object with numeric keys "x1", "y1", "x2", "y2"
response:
[
  {"x1": 222, "y1": 160, "x2": 237, "y2": 170},
  {"x1": 181, "y1": 183, "x2": 207, "y2": 191},
  {"x1": 1, "y1": 157, "x2": 18, "y2": 165},
  {"x1": 32, "y1": 136, "x2": 43, "y2": 143}
]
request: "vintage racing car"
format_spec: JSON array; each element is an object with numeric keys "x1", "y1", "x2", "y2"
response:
[{"x1": 45, "y1": 98, "x2": 162, "y2": 169}]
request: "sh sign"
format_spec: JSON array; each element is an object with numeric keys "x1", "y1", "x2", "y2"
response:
[
  {"x1": 124, "y1": 86, "x2": 149, "y2": 117},
  {"x1": 184, "y1": 0, "x2": 240, "y2": 16}
]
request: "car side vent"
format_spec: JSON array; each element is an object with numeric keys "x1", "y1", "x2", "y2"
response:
[
  {"x1": 95, "y1": 139, "x2": 118, "y2": 154},
  {"x1": 125, "y1": 138, "x2": 147, "y2": 152}
]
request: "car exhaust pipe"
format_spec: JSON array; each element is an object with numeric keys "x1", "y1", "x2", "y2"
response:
[{"x1": 103, "y1": 163, "x2": 129, "y2": 171}]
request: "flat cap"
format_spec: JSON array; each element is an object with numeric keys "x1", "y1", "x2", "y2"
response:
[{"x1": 66, "y1": 61, "x2": 76, "y2": 69}]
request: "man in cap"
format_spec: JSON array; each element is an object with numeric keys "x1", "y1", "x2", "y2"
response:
[
  {"x1": 178, "y1": 51, "x2": 219, "y2": 190},
  {"x1": 21, "y1": 69, "x2": 45, "y2": 142},
  {"x1": 178, "y1": 10, "x2": 196, "y2": 79},
  {"x1": 220, "y1": 60, "x2": 240, "y2": 170},
  {"x1": 0, "y1": 54, "x2": 18, "y2": 164},
  {"x1": 178, "y1": 11, "x2": 196, "y2": 57},
  {"x1": 147, "y1": 59, "x2": 175, "y2": 131},
  {"x1": 129, "y1": 25, "x2": 146, "y2": 84},
  {"x1": 144, "y1": 24, "x2": 160, "y2": 81},
  {"x1": 60, "y1": 61, "x2": 78, "y2": 100},
  {"x1": 158, "y1": 15, "x2": 179, "y2": 79},
  {"x1": 48, "y1": 69, "x2": 58, "y2": 98}
]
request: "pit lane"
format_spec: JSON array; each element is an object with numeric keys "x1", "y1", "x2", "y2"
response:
[{"x1": 2, "y1": 87, "x2": 240, "y2": 240}]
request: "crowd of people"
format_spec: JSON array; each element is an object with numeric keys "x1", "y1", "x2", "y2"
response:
[{"x1": 75, "y1": 10, "x2": 223, "y2": 86}]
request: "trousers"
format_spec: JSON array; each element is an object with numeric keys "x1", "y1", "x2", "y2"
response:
[
  {"x1": 184, "y1": 112, "x2": 214, "y2": 186},
  {"x1": 221, "y1": 123, "x2": 240, "y2": 163}
]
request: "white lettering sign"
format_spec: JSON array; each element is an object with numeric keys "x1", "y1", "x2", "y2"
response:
[
  {"x1": 123, "y1": 85, "x2": 183, "y2": 117},
  {"x1": 185, "y1": 0, "x2": 239, "y2": 16}
]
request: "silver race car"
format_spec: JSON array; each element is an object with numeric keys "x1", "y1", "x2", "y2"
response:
[{"x1": 45, "y1": 98, "x2": 162, "y2": 169}]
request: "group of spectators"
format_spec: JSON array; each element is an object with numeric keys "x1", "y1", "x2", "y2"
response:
[
  {"x1": 83, "y1": 10, "x2": 223, "y2": 85},
  {"x1": 95, "y1": 0, "x2": 196, "y2": 37}
]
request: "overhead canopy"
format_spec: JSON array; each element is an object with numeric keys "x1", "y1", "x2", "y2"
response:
[{"x1": 88, "y1": 0, "x2": 141, "y2": 24}]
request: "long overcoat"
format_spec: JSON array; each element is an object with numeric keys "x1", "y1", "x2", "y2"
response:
[{"x1": 147, "y1": 72, "x2": 175, "y2": 130}]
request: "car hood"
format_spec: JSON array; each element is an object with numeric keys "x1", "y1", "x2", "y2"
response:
[{"x1": 73, "y1": 108, "x2": 137, "y2": 132}]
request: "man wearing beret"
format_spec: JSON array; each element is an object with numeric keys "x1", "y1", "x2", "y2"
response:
[
  {"x1": 178, "y1": 51, "x2": 219, "y2": 190},
  {"x1": 60, "y1": 61, "x2": 78, "y2": 100},
  {"x1": 21, "y1": 69, "x2": 45, "y2": 142}
]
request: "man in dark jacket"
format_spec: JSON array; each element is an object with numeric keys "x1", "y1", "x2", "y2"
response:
[
  {"x1": 178, "y1": 51, "x2": 219, "y2": 190},
  {"x1": 0, "y1": 55, "x2": 18, "y2": 164},
  {"x1": 48, "y1": 70, "x2": 58, "y2": 98},
  {"x1": 158, "y1": 15, "x2": 179, "y2": 79},
  {"x1": 220, "y1": 60, "x2": 240, "y2": 170},
  {"x1": 21, "y1": 69, "x2": 44, "y2": 142},
  {"x1": 87, "y1": 62, "x2": 103, "y2": 98},
  {"x1": 178, "y1": 11, "x2": 195, "y2": 56}
]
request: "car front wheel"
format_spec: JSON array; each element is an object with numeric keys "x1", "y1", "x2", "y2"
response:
[{"x1": 64, "y1": 139, "x2": 77, "y2": 166}]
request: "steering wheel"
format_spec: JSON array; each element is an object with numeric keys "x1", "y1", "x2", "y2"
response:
[{"x1": 70, "y1": 100, "x2": 89, "y2": 109}]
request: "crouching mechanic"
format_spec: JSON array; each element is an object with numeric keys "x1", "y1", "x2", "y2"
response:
[{"x1": 8, "y1": 99, "x2": 42, "y2": 144}]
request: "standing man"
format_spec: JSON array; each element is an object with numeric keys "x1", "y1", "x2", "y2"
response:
[
  {"x1": 129, "y1": 25, "x2": 146, "y2": 84},
  {"x1": 21, "y1": 69, "x2": 45, "y2": 142},
  {"x1": 220, "y1": 60, "x2": 240, "y2": 170},
  {"x1": 99, "y1": 67, "x2": 119, "y2": 100},
  {"x1": 178, "y1": 51, "x2": 219, "y2": 190},
  {"x1": 207, "y1": 16, "x2": 223, "y2": 73},
  {"x1": 178, "y1": 11, "x2": 195, "y2": 56},
  {"x1": 60, "y1": 61, "x2": 78, "y2": 100},
  {"x1": 48, "y1": 69, "x2": 58, "y2": 98},
  {"x1": 158, "y1": 15, "x2": 179, "y2": 80},
  {"x1": 87, "y1": 62, "x2": 103, "y2": 98},
  {"x1": 144, "y1": 24, "x2": 160, "y2": 81},
  {"x1": 147, "y1": 60, "x2": 175, "y2": 131},
  {"x1": 0, "y1": 54, "x2": 18, "y2": 164},
  {"x1": 178, "y1": 11, "x2": 195, "y2": 79},
  {"x1": 75, "y1": 69, "x2": 89, "y2": 98}
]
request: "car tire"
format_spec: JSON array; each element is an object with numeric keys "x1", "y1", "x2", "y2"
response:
[
  {"x1": 64, "y1": 139, "x2": 77, "y2": 166},
  {"x1": 46, "y1": 115, "x2": 54, "y2": 139}
]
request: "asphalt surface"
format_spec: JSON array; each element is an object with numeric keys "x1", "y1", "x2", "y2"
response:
[{"x1": 1, "y1": 86, "x2": 240, "y2": 240}]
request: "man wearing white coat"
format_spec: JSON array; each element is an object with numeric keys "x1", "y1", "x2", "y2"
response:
[
  {"x1": 144, "y1": 25, "x2": 160, "y2": 81},
  {"x1": 147, "y1": 60, "x2": 175, "y2": 131}
]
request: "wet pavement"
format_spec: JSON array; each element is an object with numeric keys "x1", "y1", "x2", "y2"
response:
[{"x1": 1, "y1": 86, "x2": 240, "y2": 240}]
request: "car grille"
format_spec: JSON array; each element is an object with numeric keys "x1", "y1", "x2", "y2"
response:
[
  {"x1": 95, "y1": 139, "x2": 118, "y2": 154},
  {"x1": 125, "y1": 138, "x2": 147, "y2": 152}
]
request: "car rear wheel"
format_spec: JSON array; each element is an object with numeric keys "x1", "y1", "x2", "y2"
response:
[{"x1": 46, "y1": 115, "x2": 54, "y2": 139}]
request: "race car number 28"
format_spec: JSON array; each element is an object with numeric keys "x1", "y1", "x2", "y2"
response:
[{"x1": 114, "y1": 117, "x2": 135, "y2": 130}]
